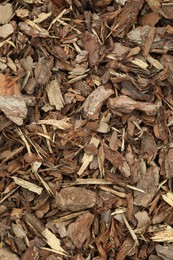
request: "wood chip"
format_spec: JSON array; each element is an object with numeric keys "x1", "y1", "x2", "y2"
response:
[
  {"x1": 12, "y1": 176, "x2": 43, "y2": 195},
  {"x1": 56, "y1": 187, "x2": 97, "y2": 212},
  {"x1": 83, "y1": 86, "x2": 114, "y2": 120},
  {"x1": 46, "y1": 79, "x2": 64, "y2": 111}
]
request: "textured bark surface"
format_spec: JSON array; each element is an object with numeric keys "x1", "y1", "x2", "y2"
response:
[{"x1": 1, "y1": 0, "x2": 173, "y2": 259}]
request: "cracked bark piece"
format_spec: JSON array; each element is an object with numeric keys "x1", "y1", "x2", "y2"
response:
[
  {"x1": 0, "y1": 74, "x2": 27, "y2": 125},
  {"x1": 164, "y1": 149, "x2": 173, "y2": 179},
  {"x1": 56, "y1": 187, "x2": 97, "y2": 212},
  {"x1": 134, "y1": 166, "x2": 159, "y2": 207},
  {"x1": 82, "y1": 32, "x2": 100, "y2": 66},
  {"x1": 104, "y1": 145, "x2": 131, "y2": 177},
  {"x1": 109, "y1": 95, "x2": 158, "y2": 116},
  {"x1": 140, "y1": 132, "x2": 157, "y2": 163},
  {"x1": 67, "y1": 212, "x2": 94, "y2": 248},
  {"x1": 83, "y1": 86, "x2": 114, "y2": 120},
  {"x1": 112, "y1": 0, "x2": 144, "y2": 38}
]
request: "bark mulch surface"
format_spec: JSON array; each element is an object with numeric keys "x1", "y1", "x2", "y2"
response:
[{"x1": 1, "y1": 0, "x2": 173, "y2": 259}]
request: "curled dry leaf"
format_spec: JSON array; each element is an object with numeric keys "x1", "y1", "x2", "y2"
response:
[
  {"x1": 109, "y1": 95, "x2": 158, "y2": 116},
  {"x1": 83, "y1": 86, "x2": 114, "y2": 120},
  {"x1": 0, "y1": 74, "x2": 27, "y2": 125},
  {"x1": 56, "y1": 187, "x2": 97, "y2": 212}
]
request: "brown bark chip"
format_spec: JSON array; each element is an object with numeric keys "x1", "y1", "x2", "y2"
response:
[
  {"x1": 56, "y1": 187, "x2": 97, "y2": 212},
  {"x1": 1, "y1": 0, "x2": 173, "y2": 258}
]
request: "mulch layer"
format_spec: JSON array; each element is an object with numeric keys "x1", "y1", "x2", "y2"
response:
[{"x1": 0, "y1": 0, "x2": 173, "y2": 259}]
